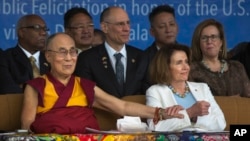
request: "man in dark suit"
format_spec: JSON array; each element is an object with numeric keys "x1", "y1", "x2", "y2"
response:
[
  {"x1": 74, "y1": 6, "x2": 146, "y2": 98},
  {"x1": 143, "y1": 5, "x2": 179, "y2": 87},
  {"x1": 1, "y1": 14, "x2": 50, "y2": 93},
  {"x1": 145, "y1": 4, "x2": 178, "y2": 63}
]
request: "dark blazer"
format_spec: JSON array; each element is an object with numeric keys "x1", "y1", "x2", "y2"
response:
[
  {"x1": 142, "y1": 42, "x2": 158, "y2": 89},
  {"x1": 1, "y1": 45, "x2": 50, "y2": 93},
  {"x1": 231, "y1": 42, "x2": 250, "y2": 79},
  {"x1": 144, "y1": 42, "x2": 158, "y2": 64},
  {"x1": 74, "y1": 44, "x2": 146, "y2": 98}
]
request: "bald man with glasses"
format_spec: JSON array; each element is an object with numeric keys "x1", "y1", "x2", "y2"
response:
[{"x1": 75, "y1": 6, "x2": 147, "y2": 98}]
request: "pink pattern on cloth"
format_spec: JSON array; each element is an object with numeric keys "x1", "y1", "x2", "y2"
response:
[{"x1": 202, "y1": 134, "x2": 229, "y2": 141}]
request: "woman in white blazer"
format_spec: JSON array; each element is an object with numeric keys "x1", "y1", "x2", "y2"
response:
[{"x1": 146, "y1": 43, "x2": 226, "y2": 132}]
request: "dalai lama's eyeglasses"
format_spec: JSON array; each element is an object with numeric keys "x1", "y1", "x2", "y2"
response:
[{"x1": 47, "y1": 48, "x2": 78, "y2": 58}]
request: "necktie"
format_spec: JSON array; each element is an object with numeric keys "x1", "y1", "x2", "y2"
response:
[
  {"x1": 29, "y1": 56, "x2": 40, "y2": 78},
  {"x1": 114, "y1": 53, "x2": 124, "y2": 92}
]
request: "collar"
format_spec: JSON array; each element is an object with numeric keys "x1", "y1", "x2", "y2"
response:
[
  {"x1": 105, "y1": 42, "x2": 127, "y2": 58},
  {"x1": 18, "y1": 44, "x2": 40, "y2": 61}
]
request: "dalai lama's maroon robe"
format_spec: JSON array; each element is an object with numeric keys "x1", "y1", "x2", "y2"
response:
[{"x1": 27, "y1": 73, "x2": 99, "y2": 134}]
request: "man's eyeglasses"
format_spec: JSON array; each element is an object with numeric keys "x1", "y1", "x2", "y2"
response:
[
  {"x1": 68, "y1": 23, "x2": 94, "y2": 31},
  {"x1": 200, "y1": 34, "x2": 221, "y2": 42},
  {"x1": 104, "y1": 21, "x2": 130, "y2": 28},
  {"x1": 20, "y1": 25, "x2": 49, "y2": 32},
  {"x1": 47, "y1": 48, "x2": 78, "y2": 58}
]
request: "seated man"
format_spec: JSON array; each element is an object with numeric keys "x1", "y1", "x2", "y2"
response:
[
  {"x1": 21, "y1": 33, "x2": 183, "y2": 134},
  {"x1": 2, "y1": 14, "x2": 50, "y2": 93},
  {"x1": 74, "y1": 6, "x2": 146, "y2": 98}
]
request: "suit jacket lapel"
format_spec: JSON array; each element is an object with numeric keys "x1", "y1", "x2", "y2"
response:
[
  {"x1": 188, "y1": 82, "x2": 202, "y2": 101},
  {"x1": 98, "y1": 46, "x2": 120, "y2": 88},
  {"x1": 15, "y1": 46, "x2": 50, "y2": 76},
  {"x1": 13, "y1": 46, "x2": 33, "y2": 76},
  {"x1": 124, "y1": 46, "x2": 138, "y2": 91},
  {"x1": 149, "y1": 42, "x2": 158, "y2": 60},
  {"x1": 39, "y1": 52, "x2": 50, "y2": 74},
  {"x1": 165, "y1": 86, "x2": 179, "y2": 105}
]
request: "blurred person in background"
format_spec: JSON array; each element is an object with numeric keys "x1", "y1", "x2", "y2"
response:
[
  {"x1": 92, "y1": 28, "x2": 105, "y2": 47},
  {"x1": 142, "y1": 4, "x2": 179, "y2": 91},
  {"x1": 228, "y1": 41, "x2": 250, "y2": 79},
  {"x1": 64, "y1": 7, "x2": 94, "y2": 53}
]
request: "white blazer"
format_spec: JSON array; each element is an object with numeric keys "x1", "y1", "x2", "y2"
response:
[{"x1": 146, "y1": 81, "x2": 226, "y2": 132}]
